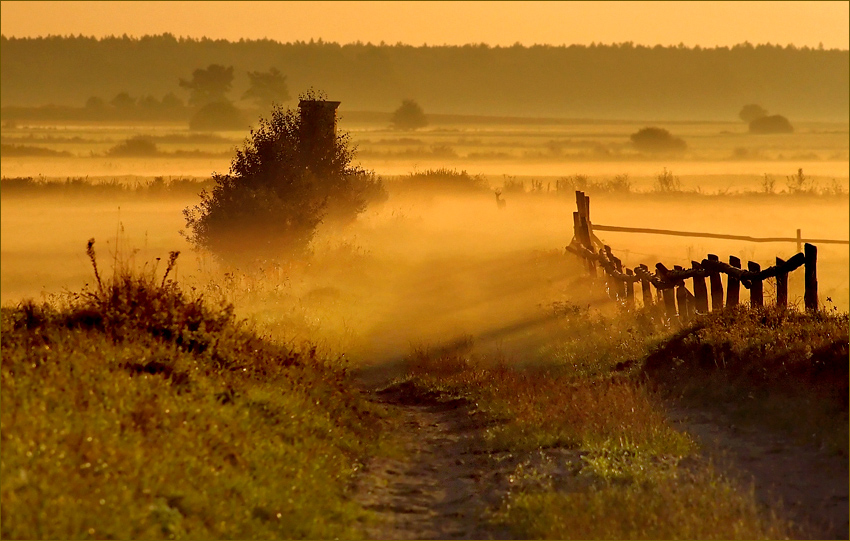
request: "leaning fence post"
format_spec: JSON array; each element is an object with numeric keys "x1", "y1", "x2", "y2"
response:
[
  {"x1": 691, "y1": 261, "x2": 709, "y2": 314},
  {"x1": 727, "y1": 256, "x2": 741, "y2": 307},
  {"x1": 775, "y1": 256, "x2": 788, "y2": 309},
  {"x1": 662, "y1": 287, "x2": 677, "y2": 322},
  {"x1": 625, "y1": 268, "x2": 635, "y2": 308},
  {"x1": 804, "y1": 243, "x2": 818, "y2": 312},
  {"x1": 747, "y1": 261, "x2": 763, "y2": 308},
  {"x1": 673, "y1": 265, "x2": 692, "y2": 323},
  {"x1": 707, "y1": 254, "x2": 724, "y2": 311},
  {"x1": 639, "y1": 264, "x2": 653, "y2": 308}
]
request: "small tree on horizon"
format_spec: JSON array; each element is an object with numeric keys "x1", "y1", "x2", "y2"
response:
[
  {"x1": 629, "y1": 127, "x2": 687, "y2": 154},
  {"x1": 242, "y1": 67, "x2": 291, "y2": 110},
  {"x1": 739, "y1": 104, "x2": 769, "y2": 123},
  {"x1": 179, "y1": 64, "x2": 235, "y2": 107},
  {"x1": 390, "y1": 99, "x2": 428, "y2": 130}
]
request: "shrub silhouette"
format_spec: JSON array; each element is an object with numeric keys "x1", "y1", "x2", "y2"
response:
[
  {"x1": 189, "y1": 101, "x2": 248, "y2": 131},
  {"x1": 629, "y1": 127, "x2": 687, "y2": 154},
  {"x1": 106, "y1": 135, "x2": 159, "y2": 157},
  {"x1": 738, "y1": 103, "x2": 768, "y2": 123},
  {"x1": 182, "y1": 95, "x2": 386, "y2": 263},
  {"x1": 749, "y1": 114, "x2": 794, "y2": 134},
  {"x1": 390, "y1": 99, "x2": 428, "y2": 130}
]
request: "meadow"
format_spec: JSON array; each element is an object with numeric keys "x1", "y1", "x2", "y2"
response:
[{"x1": 2, "y1": 115, "x2": 848, "y2": 538}]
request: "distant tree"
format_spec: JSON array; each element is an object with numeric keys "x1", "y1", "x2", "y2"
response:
[
  {"x1": 739, "y1": 104, "x2": 768, "y2": 123},
  {"x1": 749, "y1": 114, "x2": 794, "y2": 134},
  {"x1": 160, "y1": 92, "x2": 184, "y2": 110},
  {"x1": 390, "y1": 99, "x2": 428, "y2": 130},
  {"x1": 242, "y1": 67, "x2": 291, "y2": 109},
  {"x1": 629, "y1": 127, "x2": 687, "y2": 153},
  {"x1": 85, "y1": 96, "x2": 106, "y2": 110},
  {"x1": 179, "y1": 64, "x2": 234, "y2": 107},
  {"x1": 110, "y1": 91, "x2": 136, "y2": 111},
  {"x1": 138, "y1": 95, "x2": 160, "y2": 111},
  {"x1": 182, "y1": 92, "x2": 386, "y2": 263},
  {"x1": 189, "y1": 101, "x2": 248, "y2": 131}
]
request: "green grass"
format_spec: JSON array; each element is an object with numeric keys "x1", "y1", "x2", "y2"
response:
[{"x1": 0, "y1": 245, "x2": 392, "y2": 539}]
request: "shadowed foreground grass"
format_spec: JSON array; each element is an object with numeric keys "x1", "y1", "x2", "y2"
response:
[
  {"x1": 396, "y1": 300, "x2": 847, "y2": 539},
  {"x1": 0, "y1": 246, "x2": 390, "y2": 539}
]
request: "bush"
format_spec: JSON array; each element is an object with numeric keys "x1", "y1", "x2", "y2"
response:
[
  {"x1": 629, "y1": 127, "x2": 687, "y2": 154},
  {"x1": 396, "y1": 168, "x2": 486, "y2": 193},
  {"x1": 105, "y1": 136, "x2": 159, "y2": 157},
  {"x1": 748, "y1": 114, "x2": 794, "y2": 134},
  {"x1": 188, "y1": 101, "x2": 248, "y2": 131},
  {"x1": 390, "y1": 99, "x2": 428, "y2": 130},
  {"x1": 183, "y1": 96, "x2": 386, "y2": 263},
  {"x1": 738, "y1": 103, "x2": 768, "y2": 123}
]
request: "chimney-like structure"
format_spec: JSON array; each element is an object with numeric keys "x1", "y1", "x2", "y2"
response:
[{"x1": 299, "y1": 99, "x2": 340, "y2": 163}]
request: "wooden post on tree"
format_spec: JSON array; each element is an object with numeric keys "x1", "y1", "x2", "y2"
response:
[
  {"x1": 804, "y1": 243, "x2": 818, "y2": 312},
  {"x1": 707, "y1": 254, "x2": 723, "y2": 311},
  {"x1": 691, "y1": 261, "x2": 709, "y2": 314},
  {"x1": 727, "y1": 256, "x2": 741, "y2": 307},
  {"x1": 625, "y1": 268, "x2": 635, "y2": 308},
  {"x1": 775, "y1": 256, "x2": 788, "y2": 309},
  {"x1": 747, "y1": 261, "x2": 763, "y2": 308}
]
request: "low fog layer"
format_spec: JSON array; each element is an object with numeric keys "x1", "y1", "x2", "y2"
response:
[{"x1": 3, "y1": 187, "x2": 847, "y2": 368}]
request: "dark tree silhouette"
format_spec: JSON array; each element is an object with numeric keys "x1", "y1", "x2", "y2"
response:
[
  {"x1": 390, "y1": 99, "x2": 428, "y2": 130},
  {"x1": 179, "y1": 64, "x2": 234, "y2": 107},
  {"x1": 629, "y1": 127, "x2": 687, "y2": 153},
  {"x1": 749, "y1": 114, "x2": 794, "y2": 134},
  {"x1": 182, "y1": 92, "x2": 386, "y2": 263},
  {"x1": 189, "y1": 101, "x2": 247, "y2": 131},
  {"x1": 242, "y1": 67, "x2": 291, "y2": 109},
  {"x1": 739, "y1": 104, "x2": 768, "y2": 123}
]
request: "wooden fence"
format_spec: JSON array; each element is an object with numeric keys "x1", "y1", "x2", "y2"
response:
[{"x1": 566, "y1": 190, "x2": 822, "y2": 322}]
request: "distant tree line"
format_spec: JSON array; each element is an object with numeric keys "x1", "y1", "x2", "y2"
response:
[{"x1": 1, "y1": 35, "x2": 847, "y2": 120}]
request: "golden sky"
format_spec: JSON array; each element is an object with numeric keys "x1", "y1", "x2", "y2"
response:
[{"x1": 1, "y1": 1, "x2": 848, "y2": 49}]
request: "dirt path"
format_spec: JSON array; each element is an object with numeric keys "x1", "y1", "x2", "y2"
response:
[
  {"x1": 666, "y1": 406, "x2": 849, "y2": 540},
  {"x1": 351, "y1": 380, "x2": 514, "y2": 540},
  {"x1": 351, "y1": 367, "x2": 847, "y2": 540}
]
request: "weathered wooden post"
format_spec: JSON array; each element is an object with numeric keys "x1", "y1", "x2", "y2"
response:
[
  {"x1": 673, "y1": 265, "x2": 691, "y2": 323},
  {"x1": 662, "y1": 287, "x2": 677, "y2": 322},
  {"x1": 625, "y1": 268, "x2": 635, "y2": 308},
  {"x1": 707, "y1": 254, "x2": 724, "y2": 311},
  {"x1": 804, "y1": 243, "x2": 818, "y2": 312},
  {"x1": 638, "y1": 264, "x2": 653, "y2": 308},
  {"x1": 747, "y1": 261, "x2": 763, "y2": 308},
  {"x1": 727, "y1": 256, "x2": 741, "y2": 307},
  {"x1": 614, "y1": 257, "x2": 627, "y2": 299},
  {"x1": 775, "y1": 256, "x2": 788, "y2": 309},
  {"x1": 796, "y1": 229, "x2": 802, "y2": 253},
  {"x1": 691, "y1": 261, "x2": 709, "y2": 314}
]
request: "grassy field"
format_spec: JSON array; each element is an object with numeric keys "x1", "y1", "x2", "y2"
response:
[{"x1": 2, "y1": 117, "x2": 848, "y2": 538}]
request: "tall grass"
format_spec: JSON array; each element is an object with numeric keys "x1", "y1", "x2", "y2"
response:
[{"x1": 1, "y1": 242, "x2": 391, "y2": 539}]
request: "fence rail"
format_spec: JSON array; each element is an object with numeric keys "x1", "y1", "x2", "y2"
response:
[{"x1": 567, "y1": 190, "x2": 821, "y2": 322}]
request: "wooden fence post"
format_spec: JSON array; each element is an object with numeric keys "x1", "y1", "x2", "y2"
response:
[
  {"x1": 727, "y1": 256, "x2": 741, "y2": 307},
  {"x1": 796, "y1": 229, "x2": 802, "y2": 253},
  {"x1": 747, "y1": 261, "x2": 763, "y2": 308},
  {"x1": 673, "y1": 265, "x2": 692, "y2": 323},
  {"x1": 625, "y1": 268, "x2": 635, "y2": 308},
  {"x1": 691, "y1": 260, "x2": 709, "y2": 314},
  {"x1": 662, "y1": 287, "x2": 677, "y2": 322},
  {"x1": 614, "y1": 258, "x2": 627, "y2": 299},
  {"x1": 805, "y1": 243, "x2": 818, "y2": 312},
  {"x1": 775, "y1": 256, "x2": 788, "y2": 309},
  {"x1": 707, "y1": 254, "x2": 724, "y2": 311},
  {"x1": 639, "y1": 264, "x2": 653, "y2": 308}
]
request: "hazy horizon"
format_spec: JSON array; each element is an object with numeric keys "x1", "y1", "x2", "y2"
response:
[{"x1": 1, "y1": 1, "x2": 848, "y2": 50}]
